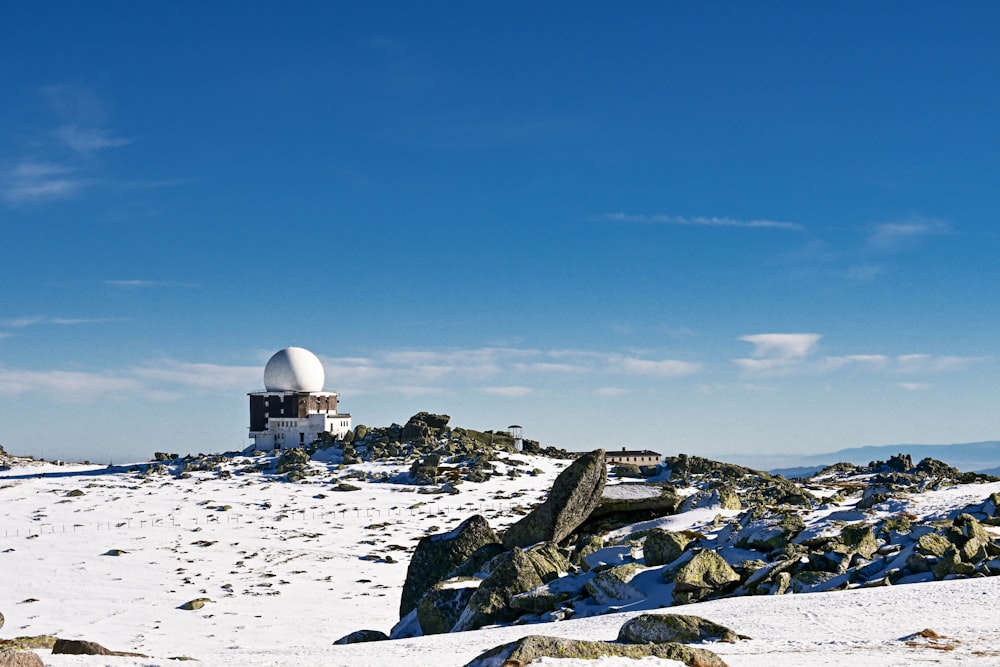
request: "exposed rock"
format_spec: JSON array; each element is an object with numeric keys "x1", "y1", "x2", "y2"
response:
[
  {"x1": 0, "y1": 650, "x2": 43, "y2": 667},
  {"x1": 585, "y1": 563, "x2": 645, "y2": 604},
  {"x1": 275, "y1": 447, "x2": 310, "y2": 475},
  {"x1": 462, "y1": 634, "x2": 729, "y2": 667},
  {"x1": 644, "y1": 529, "x2": 692, "y2": 566},
  {"x1": 671, "y1": 550, "x2": 740, "y2": 604},
  {"x1": 452, "y1": 548, "x2": 544, "y2": 631},
  {"x1": 332, "y1": 629, "x2": 390, "y2": 645},
  {"x1": 502, "y1": 449, "x2": 607, "y2": 549},
  {"x1": 0, "y1": 611, "x2": 3, "y2": 631},
  {"x1": 523, "y1": 541, "x2": 570, "y2": 582},
  {"x1": 509, "y1": 584, "x2": 573, "y2": 615},
  {"x1": 178, "y1": 598, "x2": 212, "y2": 611},
  {"x1": 619, "y1": 613, "x2": 750, "y2": 644},
  {"x1": 415, "y1": 580, "x2": 478, "y2": 635},
  {"x1": 51, "y1": 639, "x2": 146, "y2": 657},
  {"x1": 582, "y1": 483, "x2": 681, "y2": 534},
  {"x1": 735, "y1": 513, "x2": 805, "y2": 552},
  {"x1": 399, "y1": 514, "x2": 499, "y2": 619}
]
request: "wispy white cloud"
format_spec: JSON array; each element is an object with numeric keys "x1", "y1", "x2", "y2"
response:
[
  {"x1": 740, "y1": 333, "x2": 821, "y2": 360},
  {"x1": 105, "y1": 279, "x2": 199, "y2": 289},
  {"x1": 478, "y1": 386, "x2": 535, "y2": 398},
  {"x1": 736, "y1": 333, "x2": 986, "y2": 379},
  {"x1": 602, "y1": 213, "x2": 803, "y2": 231},
  {"x1": 899, "y1": 382, "x2": 931, "y2": 391},
  {"x1": 130, "y1": 361, "x2": 260, "y2": 392},
  {"x1": 618, "y1": 357, "x2": 702, "y2": 377},
  {"x1": 0, "y1": 367, "x2": 139, "y2": 396},
  {"x1": 2, "y1": 316, "x2": 112, "y2": 328},
  {"x1": 2, "y1": 161, "x2": 90, "y2": 203},
  {"x1": 595, "y1": 387, "x2": 628, "y2": 397},
  {"x1": 868, "y1": 217, "x2": 949, "y2": 251},
  {"x1": 53, "y1": 125, "x2": 132, "y2": 154}
]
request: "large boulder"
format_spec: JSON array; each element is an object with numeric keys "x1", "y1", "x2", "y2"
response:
[
  {"x1": 581, "y1": 483, "x2": 681, "y2": 534},
  {"x1": 462, "y1": 635, "x2": 729, "y2": 667},
  {"x1": 585, "y1": 563, "x2": 645, "y2": 605},
  {"x1": 399, "y1": 514, "x2": 499, "y2": 619},
  {"x1": 451, "y1": 548, "x2": 544, "y2": 631},
  {"x1": 644, "y1": 529, "x2": 692, "y2": 566},
  {"x1": 671, "y1": 550, "x2": 741, "y2": 604},
  {"x1": 0, "y1": 650, "x2": 43, "y2": 667},
  {"x1": 502, "y1": 449, "x2": 607, "y2": 549},
  {"x1": 619, "y1": 613, "x2": 750, "y2": 644},
  {"x1": 415, "y1": 580, "x2": 478, "y2": 635},
  {"x1": 51, "y1": 639, "x2": 145, "y2": 657}
]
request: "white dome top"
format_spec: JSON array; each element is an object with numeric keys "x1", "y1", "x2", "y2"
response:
[{"x1": 263, "y1": 347, "x2": 325, "y2": 392}]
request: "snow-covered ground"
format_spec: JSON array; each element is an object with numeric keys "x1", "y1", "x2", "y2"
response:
[{"x1": 2, "y1": 454, "x2": 999, "y2": 666}]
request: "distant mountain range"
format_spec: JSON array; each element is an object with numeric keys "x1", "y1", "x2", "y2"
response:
[{"x1": 726, "y1": 441, "x2": 1000, "y2": 478}]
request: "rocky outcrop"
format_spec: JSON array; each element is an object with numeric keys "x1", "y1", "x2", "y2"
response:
[
  {"x1": 671, "y1": 550, "x2": 741, "y2": 604},
  {"x1": 399, "y1": 514, "x2": 499, "y2": 619},
  {"x1": 581, "y1": 483, "x2": 681, "y2": 534},
  {"x1": 619, "y1": 613, "x2": 750, "y2": 644},
  {"x1": 462, "y1": 635, "x2": 729, "y2": 667},
  {"x1": 51, "y1": 639, "x2": 146, "y2": 657},
  {"x1": 585, "y1": 563, "x2": 645, "y2": 604},
  {"x1": 415, "y1": 581, "x2": 478, "y2": 635},
  {"x1": 644, "y1": 529, "x2": 692, "y2": 566},
  {"x1": 502, "y1": 449, "x2": 606, "y2": 549},
  {"x1": 452, "y1": 547, "x2": 545, "y2": 631}
]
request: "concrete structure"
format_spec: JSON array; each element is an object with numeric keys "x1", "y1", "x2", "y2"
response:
[
  {"x1": 606, "y1": 447, "x2": 662, "y2": 467},
  {"x1": 248, "y1": 347, "x2": 352, "y2": 450}
]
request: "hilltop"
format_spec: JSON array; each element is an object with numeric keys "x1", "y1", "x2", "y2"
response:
[{"x1": 2, "y1": 415, "x2": 1000, "y2": 665}]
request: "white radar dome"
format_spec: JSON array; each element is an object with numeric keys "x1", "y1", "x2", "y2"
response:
[{"x1": 263, "y1": 347, "x2": 325, "y2": 392}]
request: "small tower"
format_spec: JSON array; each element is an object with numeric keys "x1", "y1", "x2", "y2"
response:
[
  {"x1": 248, "y1": 347, "x2": 352, "y2": 451},
  {"x1": 508, "y1": 424, "x2": 523, "y2": 452}
]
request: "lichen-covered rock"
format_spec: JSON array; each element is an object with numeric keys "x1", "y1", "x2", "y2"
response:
[
  {"x1": 0, "y1": 650, "x2": 44, "y2": 667},
  {"x1": 452, "y1": 548, "x2": 544, "y2": 631},
  {"x1": 644, "y1": 529, "x2": 692, "y2": 566},
  {"x1": 509, "y1": 584, "x2": 573, "y2": 615},
  {"x1": 948, "y1": 514, "x2": 993, "y2": 562},
  {"x1": 462, "y1": 634, "x2": 729, "y2": 667},
  {"x1": 332, "y1": 629, "x2": 389, "y2": 644},
  {"x1": 584, "y1": 483, "x2": 680, "y2": 534},
  {"x1": 415, "y1": 580, "x2": 478, "y2": 635},
  {"x1": 178, "y1": 598, "x2": 212, "y2": 611},
  {"x1": 399, "y1": 514, "x2": 499, "y2": 619},
  {"x1": 671, "y1": 550, "x2": 740, "y2": 604},
  {"x1": 502, "y1": 449, "x2": 606, "y2": 550},
  {"x1": 618, "y1": 613, "x2": 750, "y2": 644},
  {"x1": 523, "y1": 541, "x2": 570, "y2": 582},
  {"x1": 585, "y1": 563, "x2": 645, "y2": 604},
  {"x1": 915, "y1": 532, "x2": 951, "y2": 558},
  {"x1": 275, "y1": 447, "x2": 311, "y2": 474},
  {"x1": 735, "y1": 513, "x2": 805, "y2": 552}
]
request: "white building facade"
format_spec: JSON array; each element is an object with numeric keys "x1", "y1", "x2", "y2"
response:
[{"x1": 248, "y1": 347, "x2": 352, "y2": 451}]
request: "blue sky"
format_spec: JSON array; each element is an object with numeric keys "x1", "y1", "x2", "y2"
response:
[{"x1": 2, "y1": 2, "x2": 999, "y2": 464}]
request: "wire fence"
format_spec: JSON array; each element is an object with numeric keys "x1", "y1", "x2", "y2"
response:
[{"x1": 0, "y1": 501, "x2": 525, "y2": 539}]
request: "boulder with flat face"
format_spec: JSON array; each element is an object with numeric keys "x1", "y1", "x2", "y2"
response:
[
  {"x1": 502, "y1": 449, "x2": 606, "y2": 550},
  {"x1": 399, "y1": 514, "x2": 499, "y2": 619}
]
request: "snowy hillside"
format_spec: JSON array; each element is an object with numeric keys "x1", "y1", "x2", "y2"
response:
[{"x1": 2, "y1": 446, "x2": 1000, "y2": 666}]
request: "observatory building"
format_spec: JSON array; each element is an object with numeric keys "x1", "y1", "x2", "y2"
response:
[{"x1": 248, "y1": 347, "x2": 352, "y2": 450}]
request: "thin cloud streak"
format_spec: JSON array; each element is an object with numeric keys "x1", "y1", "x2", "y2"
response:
[
  {"x1": 53, "y1": 125, "x2": 132, "y2": 154},
  {"x1": 602, "y1": 213, "x2": 803, "y2": 231}
]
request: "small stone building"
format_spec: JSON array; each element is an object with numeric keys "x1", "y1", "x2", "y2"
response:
[{"x1": 606, "y1": 447, "x2": 662, "y2": 467}]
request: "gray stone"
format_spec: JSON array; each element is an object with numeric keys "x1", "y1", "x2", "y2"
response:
[
  {"x1": 618, "y1": 613, "x2": 750, "y2": 644},
  {"x1": 415, "y1": 581, "x2": 478, "y2": 635},
  {"x1": 462, "y1": 635, "x2": 729, "y2": 667},
  {"x1": 671, "y1": 550, "x2": 740, "y2": 604},
  {"x1": 399, "y1": 514, "x2": 499, "y2": 619},
  {"x1": 644, "y1": 529, "x2": 692, "y2": 566},
  {"x1": 452, "y1": 548, "x2": 544, "y2": 631},
  {"x1": 502, "y1": 449, "x2": 607, "y2": 549},
  {"x1": 585, "y1": 563, "x2": 645, "y2": 604},
  {"x1": 332, "y1": 629, "x2": 389, "y2": 645},
  {"x1": 0, "y1": 650, "x2": 44, "y2": 667}
]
